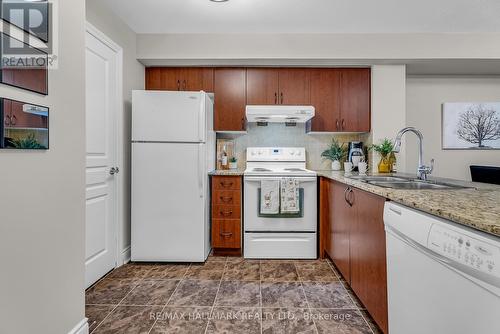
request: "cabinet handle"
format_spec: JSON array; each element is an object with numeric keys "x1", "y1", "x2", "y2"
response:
[
  {"x1": 341, "y1": 119, "x2": 345, "y2": 130},
  {"x1": 220, "y1": 210, "x2": 233, "y2": 217},
  {"x1": 347, "y1": 189, "x2": 354, "y2": 207},
  {"x1": 220, "y1": 232, "x2": 233, "y2": 237},
  {"x1": 220, "y1": 196, "x2": 234, "y2": 203},
  {"x1": 336, "y1": 119, "x2": 339, "y2": 131},
  {"x1": 274, "y1": 92, "x2": 278, "y2": 104},
  {"x1": 344, "y1": 187, "x2": 350, "y2": 204},
  {"x1": 177, "y1": 80, "x2": 181, "y2": 91},
  {"x1": 280, "y1": 92, "x2": 284, "y2": 104},
  {"x1": 220, "y1": 182, "x2": 233, "y2": 188},
  {"x1": 183, "y1": 80, "x2": 187, "y2": 90},
  {"x1": 241, "y1": 118, "x2": 245, "y2": 130}
]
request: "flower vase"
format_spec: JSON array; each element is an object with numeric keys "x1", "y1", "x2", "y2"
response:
[
  {"x1": 378, "y1": 156, "x2": 391, "y2": 173},
  {"x1": 331, "y1": 160, "x2": 341, "y2": 171}
]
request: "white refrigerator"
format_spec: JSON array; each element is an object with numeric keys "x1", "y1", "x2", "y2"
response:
[{"x1": 131, "y1": 90, "x2": 215, "y2": 262}]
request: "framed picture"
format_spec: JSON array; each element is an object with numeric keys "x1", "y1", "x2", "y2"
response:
[
  {"x1": 0, "y1": 98, "x2": 49, "y2": 150},
  {"x1": 0, "y1": 0, "x2": 49, "y2": 42},
  {"x1": 442, "y1": 102, "x2": 500, "y2": 150},
  {"x1": 0, "y1": 32, "x2": 49, "y2": 95}
]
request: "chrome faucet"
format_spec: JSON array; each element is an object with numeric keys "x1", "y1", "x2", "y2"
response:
[{"x1": 393, "y1": 127, "x2": 434, "y2": 181}]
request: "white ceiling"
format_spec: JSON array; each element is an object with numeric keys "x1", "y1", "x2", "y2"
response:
[{"x1": 101, "y1": 0, "x2": 500, "y2": 34}]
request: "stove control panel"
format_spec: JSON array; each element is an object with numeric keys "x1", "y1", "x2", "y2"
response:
[
  {"x1": 428, "y1": 223, "x2": 500, "y2": 277},
  {"x1": 247, "y1": 147, "x2": 306, "y2": 162}
]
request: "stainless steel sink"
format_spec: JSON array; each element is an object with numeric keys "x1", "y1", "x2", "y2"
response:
[
  {"x1": 367, "y1": 180, "x2": 468, "y2": 190},
  {"x1": 348, "y1": 176, "x2": 409, "y2": 182}
]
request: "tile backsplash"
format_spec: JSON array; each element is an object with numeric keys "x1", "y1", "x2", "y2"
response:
[{"x1": 217, "y1": 123, "x2": 369, "y2": 170}]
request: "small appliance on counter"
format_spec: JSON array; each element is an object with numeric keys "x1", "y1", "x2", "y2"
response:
[{"x1": 348, "y1": 141, "x2": 365, "y2": 171}]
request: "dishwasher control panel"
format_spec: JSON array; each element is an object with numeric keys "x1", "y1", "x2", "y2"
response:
[{"x1": 428, "y1": 224, "x2": 500, "y2": 277}]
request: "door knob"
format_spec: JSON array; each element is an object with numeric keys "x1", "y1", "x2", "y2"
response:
[{"x1": 110, "y1": 167, "x2": 120, "y2": 175}]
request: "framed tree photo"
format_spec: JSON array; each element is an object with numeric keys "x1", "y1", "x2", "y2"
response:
[{"x1": 442, "y1": 102, "x2": 500, "y2": 150}]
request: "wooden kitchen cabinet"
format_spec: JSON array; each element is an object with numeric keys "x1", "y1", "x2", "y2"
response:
[
  {"x1": 214, "y1": 68, "x2": 247, "y2": 131},
  {"x1": 340, "y1": 68, "x2": 371, "y2": 132},
  {"x1": 277, "y1": 68, "x2": 310, "y2": 105},
  {"x1": 320, "y1": 177, "x2": 388, "y2": 333},
  {"x1": 328, "y1": 179, "x2": 353, "y2": 282},
  {"x1": 350, "y1": 189, "x2": 388, "y2": 334},
  {"x1": 310, "y1": 69, "x2": 341, "y2": 132},
  {"x1": 246, "y1": 68, "x2": 279, "y2": 105},
  {"x1": 145, "y1": 67, "x2": 214, "y2": 92},
  {"x1": 211, "y1": 176, "x2": 242, "y2": 255},
  {"x1": 246, "y1": 68, "x2": 310, "y2": 106}
]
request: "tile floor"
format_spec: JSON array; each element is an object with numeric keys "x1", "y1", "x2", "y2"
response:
[{"x1": 86, "y1": 256, "x2": 382, "y2": 334}]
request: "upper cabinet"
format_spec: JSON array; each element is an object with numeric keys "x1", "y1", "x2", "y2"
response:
[
  {"x1": 145, "y1": 67, "x2": 370, "y2": 132},
  {"x1": 339, "y1": 68, "x2": 371, "y2": 132},
  {"x1": 246, "y1": 69, "x2": 279, "y2": 105},
  {"x1": 214, "y1": 68, "x2": 247, "y2": 132},
  {"x1": 145, "y1": 67, "x2": 214, "y2": 92},
  {"x1": 310, "y1": 69, "x2": 341, "y2": 132},
  {"x1": 246, "y1": 68, "x2": 310, "y2": 106},
  {"x1": 310, "y1": 68, "x2": 370, "y2": 132}
]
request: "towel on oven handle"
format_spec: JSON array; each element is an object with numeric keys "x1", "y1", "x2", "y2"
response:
[
  {"x1": 260, "y1": 180, "x2": 280, "y2": 214},
  {"x1": 280, "y1": 178, "x2": 300, "y2": 213}
]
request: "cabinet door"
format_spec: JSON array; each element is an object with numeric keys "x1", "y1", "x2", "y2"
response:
[
  {"x1": 246, "y1": 68, "x2": 279, "y2": 105},
  {"x1": 310, "y1": 69, "x2": 341, "y2": 132},
  {"x1": 214, "y1": 68, "x2": 247, "y2": 131},
  {"x1": 212, "y1": 219, "x2": 241, "y2": 249},
  {"x1": 278, "y1": 69, "x2": 310, "y2": 105},
  {"x1": 160, "y1": 68, "x2": 182, "y2": 91},
  {"x1": 145, "y1": 68, "x2": 162, "y2": 90},
  {"x1": 319, "y1": 177, "x2": 331, "y2": 258},
  {"x1": 340, "y1": 68, "x2": 371, "y2": 132},
  {"x1": 180, "y1": 68, "x2": 214, "y2": 92},
  {"x1": 329, "y1": 181, "x2": 352, "y2": 282},
  {"x1": 350, "y1": 189, "x2": 388, "y2": 334}
]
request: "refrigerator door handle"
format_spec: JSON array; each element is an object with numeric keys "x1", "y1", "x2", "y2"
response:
[
  {"x1": 198, "y1": 92, "x2": 205, "y2": 142},
  {"x1": 198, "y1": 144, "x2": 204, "y2": 198}
]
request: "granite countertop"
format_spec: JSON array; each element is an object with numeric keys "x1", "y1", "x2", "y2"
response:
[
  {"x1": 316, "y1": 170, "x2": 500, "y2": 238},
  {"x1": 209, "y1": 169, "x2": 245, "y2": 176}
]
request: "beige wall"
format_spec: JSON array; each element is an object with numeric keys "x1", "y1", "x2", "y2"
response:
[
  {"x1": 0, "y1": 1, "x2": 87, "y2": 333},
  {"x1": 370, "y1": 65, "x2": 407, "y2": 172},
  {"x1": 406, "y1": 76, "x2": 500, "y2": 181},
  {"x1": 86, "y1": 0, "x2": 145, "y2": 261},
  {"x1": 136, "y1": 33, "x2": 500, "y2": 62}
]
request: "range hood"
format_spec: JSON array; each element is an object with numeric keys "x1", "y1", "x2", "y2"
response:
[{"x1": 246, "y1": 105, "x2": 315, "y2": 124}]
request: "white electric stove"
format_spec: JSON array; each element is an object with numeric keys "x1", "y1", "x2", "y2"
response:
[{"x1": 243, "y1": 147, "x2": 317, "y2": 259}]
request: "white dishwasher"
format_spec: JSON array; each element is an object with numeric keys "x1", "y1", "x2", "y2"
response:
[{"x1": 384, "y1": 202, "x2": 500, "y2": 334}]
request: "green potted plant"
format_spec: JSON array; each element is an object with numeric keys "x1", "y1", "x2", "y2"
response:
[
  {"x1": 370, "y1": 138, "x2": 394, "y2": 173},
  {"x1": 228, "y1": 156, "x2": 238, "y2": 170},
  {"x1": 321, "y1": 138, "x2": 347, "y2": 171}
]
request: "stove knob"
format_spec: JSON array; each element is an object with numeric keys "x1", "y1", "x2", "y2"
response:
[
  {"x1": 290, "y1": 151, "x2": 295, "y2": 155},
  {"x1": 296, "y1": 151, "x2": 302, "y2": 156},
  {"x1": 258, "y1": 151, "x2": 263, "y2": 155},
  {"x1": 251, "y1": 151, "x2": 256, "y2": 156}
]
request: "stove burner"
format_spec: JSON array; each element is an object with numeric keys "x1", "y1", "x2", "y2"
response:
[{"x1": 252, "y1": 168, "x2": 272, "y2": 172}]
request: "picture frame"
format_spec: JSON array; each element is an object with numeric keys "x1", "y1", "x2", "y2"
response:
[{"x1": 442, "y1": 102, "x2": 500, "y2": 150}]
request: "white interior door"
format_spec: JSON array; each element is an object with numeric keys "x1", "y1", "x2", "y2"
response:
[{"x1": 85, "y1": 29, "x2": 118, "y2": 288}]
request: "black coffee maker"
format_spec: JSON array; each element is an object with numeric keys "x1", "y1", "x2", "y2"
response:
[{"x1": 348, "y1": 142, "x2": 365, "y2": 171}]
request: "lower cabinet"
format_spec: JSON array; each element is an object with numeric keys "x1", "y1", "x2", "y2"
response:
[
  {"x1": 211, "y1": 176, "x2": 242, "y2": 255},
  {"x1": 320, "y1": 177, "x2": 388, "y2": 333}
]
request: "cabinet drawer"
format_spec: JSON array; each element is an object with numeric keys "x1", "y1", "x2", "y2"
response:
[
  {"x1": 213, "y1": 190, "x2": 241, "y2": 206},
  {"x1": 213, "y1": 205, "x2": 241, "y2": 219},
  {"x1": 212, "y1": 219, "x2": 241, "y2": 249},
  {"x1": 213, "y1": 176, "x2": 241, "y2": 190}
]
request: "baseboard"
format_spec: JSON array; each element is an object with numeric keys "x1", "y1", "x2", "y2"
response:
[
  {"x1": 121, "y1": 246, "x2": 131, "y2": 265},
  {"x1": 68, "y1": 318, "x2": 88, "y2": 334}
]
